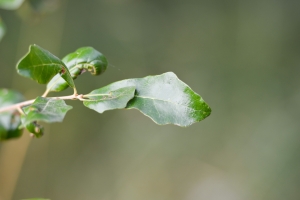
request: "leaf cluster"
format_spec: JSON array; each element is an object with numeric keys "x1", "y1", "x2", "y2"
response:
[{"x1": 0, "y1": 44, "x2": 211, "y2": 140}]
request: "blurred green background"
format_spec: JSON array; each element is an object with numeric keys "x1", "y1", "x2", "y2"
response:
[{"x1": 1, "y1": 0, "x2": 300, "y2": 199}]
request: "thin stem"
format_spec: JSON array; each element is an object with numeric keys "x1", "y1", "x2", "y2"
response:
[
  {"x1": 42, "y1": 88, "x2": 51, "y2": 97},
  {"x1": 73, "y1": 87, "x2": 78, "y2": 96},
  {"x1": 0, "y1": 94, "x2": 84, "y2": 114},
  {"x1": 83, "y1": 93, "x2": 111, "y2": 98},
  {"x1": 16, "y1": 107, "x2": 25, "y2": 115},
  {"x1": 0, "y1": 99, "x2": 35, "y2": 113}
]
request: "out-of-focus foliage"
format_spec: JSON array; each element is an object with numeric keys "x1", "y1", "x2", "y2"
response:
[
  {"x1": 28, "y1": 0, "x2": 59, "y2": 13},
  {"x1": 0, "y1": 17, "x2": 5, "y2": 41},
  {"x1": 0, "y1": 0, "x2": 24, "y2": 42},
  {"x1": 0, "y1": 89, "x2": 24, "y2": 140},
  {"x1": 0, "y1": 0, "x2": 24, "y2": 10}
]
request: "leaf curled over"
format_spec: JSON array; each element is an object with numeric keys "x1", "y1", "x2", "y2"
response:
[{"x1": 47, "y1": 47, "x2": 108, "y2": 92}]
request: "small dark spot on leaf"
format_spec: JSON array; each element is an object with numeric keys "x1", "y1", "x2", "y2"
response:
[{"x1": 60, "y1": 67, "x2": 66, "y2": 75}]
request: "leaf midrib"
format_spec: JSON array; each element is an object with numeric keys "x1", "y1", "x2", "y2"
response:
[
  {"x1": 22, "y1": 63, "x2": 63, "y2": 68},
  {"x1": 134, "y1": 95, "x2": 203, "y2": 112},
  {"x1": 85, "y1": 90, "x2": 133, "y2": 102}
]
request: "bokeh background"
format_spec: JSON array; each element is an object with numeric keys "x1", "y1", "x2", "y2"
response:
[{"x1": 1, "y1": 0, "x2": 300, "y2": 199}]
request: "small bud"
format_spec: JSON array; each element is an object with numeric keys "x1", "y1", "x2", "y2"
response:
[{"x1": 26, "y1": 121, "x2": 44, "y2": 138}]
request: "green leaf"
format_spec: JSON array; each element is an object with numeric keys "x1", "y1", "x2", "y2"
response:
[
  {"x1": 16, "y1": 44, "x2": 75, "y2": 89},
  {"x1": 63, "y1": 47, "x2": 108, "y2": 76},
  {"x1": 0, "y1": 17, "x2": 6, "y2": 42},
  {"x1": 89, "y1": 72, "x2": 211, "y2": 127},
  {"x1": 0, "y1": 0, "x2": 24, "y2": 10},
  {"x1": 83, "y1": 86, "x2": 135, "y2": 113},
  {"x1": 47, "y1": 47, "x2": 108, "y2": 92},
  {"x1": 0, "y1": 89, "x2": 24, "y2": 140},
  {"x1": 21, "y1": 96, "x2": 72, "y2": 126}
]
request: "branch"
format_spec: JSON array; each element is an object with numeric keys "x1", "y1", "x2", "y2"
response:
[{"x1": 0, "y1": 94, "x2": 85, "y2": 114}]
